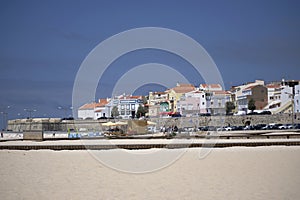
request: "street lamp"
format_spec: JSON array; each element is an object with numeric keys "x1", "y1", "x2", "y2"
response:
[
  {"x1": 1, "y1": 105, "x2": 10, "y2": 131},
  {"x1": 58, "y1": 106, "x2": 73, "y2": 118},
  {"x1": 24, "y1": 109, "x2": 37, "y2": 119}
]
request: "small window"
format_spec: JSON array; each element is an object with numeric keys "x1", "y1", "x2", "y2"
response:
[{"x1": 202, "y1": 102, "x2": 205, "y2": 105}]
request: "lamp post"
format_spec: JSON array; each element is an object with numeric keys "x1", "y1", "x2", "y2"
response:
[
  {"x1": 1, "y1": 106, "x2": 10, "y2": 131},
  {"x1": 24, "y1": 109, "x2": 37, "y2": 119},
  {"x1": 58, "y1": 106, "x2": 73, "y2": 118}
]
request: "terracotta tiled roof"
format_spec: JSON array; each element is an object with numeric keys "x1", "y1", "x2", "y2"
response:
[
  {"x1": 172, "y1": 85, "x2": 195, "y2": 93},
  {"x1": 266, "y1": 84, "x2": 281, "y2": 89},
  {"x1": 200, "y1": 84, "x2": 222, "y2": 89},
  {"x1": 79, "y1": 99, "x2": 109, "y2": 110},
  {"x1": 213, "y1": 90, "x2": 231, "y2": 95},
  {"x1": 119, "y1": 95, "x2": 143, "y2": 100}
]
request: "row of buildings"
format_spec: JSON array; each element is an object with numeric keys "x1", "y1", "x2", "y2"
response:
[{"x1": 78, "y1": 79, "x2": 300, "y2": 119}]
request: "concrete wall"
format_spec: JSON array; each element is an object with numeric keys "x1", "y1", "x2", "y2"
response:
[
  {"x1": 7, "y1": 113, "x2": 300, "y2": 132},
  {"x1": 23, "y1": 131, "x2": 43, "y2": 141}
]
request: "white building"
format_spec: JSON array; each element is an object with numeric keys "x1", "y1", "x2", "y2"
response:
[
  {"x1": 78, "y1": 99, "x2": 109, "y2": 119},
  {"x1": 199, "y1": 83, "x2": 222, "y2": 92},
  {"x1": 176, "y1": 90, "x2": 206, "y2": 115},
  {"x1": 294, "y1": 85, "x2": 300, "y2": 113},
  {"x1": 266, "y1": 84, "x2": 282, "y2": 110},
  {"x1": 117, "y1": 95, "x2": 143, "y2": 119},
  {"x1": 206, "y1": 90, "x2": 232, "y2": 115}
]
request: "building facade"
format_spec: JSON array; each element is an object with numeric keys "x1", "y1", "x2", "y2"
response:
[
  {"x1": 295, "y1": 85, "x2": 300, "y2": 113},
  {"x1": 117, "y1": 95, "x2": 143, "y2": 119},
  {"x1": 236, "y1": 85, "x2": 268, "y2": 112},
  {"x1": 176, "y1": 90, "x2": 206, "y2": 116},
  {"x1": 78, "y1": 99, "x2": 110, "y2": 119}
]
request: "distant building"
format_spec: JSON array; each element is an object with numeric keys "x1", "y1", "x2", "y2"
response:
[
  {"x1": 148, "y1": 91, "x2": 169, "y2": 116},
  {"x1": 177, "y1": 90, "x2": 206, "y2": 116},
  {"x1": 206, "y1": 90, "x2": 232, "y2": 115},
  {"x1": 166, "y1": 83, "x2": 195, "y2": 112},
  {"x1": 231, "y1": 80, "x2": 265, "y2": 112},
  {"x1": 266, "y1": 83, "x2": 282, "y2": 110},
  {"x1": 295, "y1": 85, "x2": 300, "y2": 113},
  {"x1": 236, "y1": 85, "x2": 268, "y2": 112},
  {"x1": 266, "y1": 79, "x2": 298, "y2": 114},
  {"x1": 78, "y1": 99, "x2": 109, "y2": 119},
  {"x1": 199, "y1": 83, "x2": 222, "y2": 92},
  {"x1": 117, "y1": 95, "x2": 143, "y2": 118}
]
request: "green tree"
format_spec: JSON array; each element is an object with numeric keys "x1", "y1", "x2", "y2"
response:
[
  {"x1": 136, "y1": 104, "x2": 146, "y2": 118},
  {"x1": 225, "y1": 101, "x2": 235, "y2": 114},
  {"x1": 111, "y1": 106, "x2": 119, "y2": 118},
  {"x1": 248, "y1": 99, "x2": 256, "y2": 112}
]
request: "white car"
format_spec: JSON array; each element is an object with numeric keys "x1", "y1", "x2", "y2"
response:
[
  {"x1": 224, "y1": 127, "x2": 232, "y2": 131},
  {"x1": 233, "y1": 111, "x2": 246, "y2": 116}
]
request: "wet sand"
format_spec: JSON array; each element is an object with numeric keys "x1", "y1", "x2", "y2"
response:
[{"x1": 1, "y1": 147, "x2": 300, "y2": 200}]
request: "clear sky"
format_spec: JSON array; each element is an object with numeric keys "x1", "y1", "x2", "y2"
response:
[{"x1": 0, "y1": 0, "x2": 300, "y2": 126}]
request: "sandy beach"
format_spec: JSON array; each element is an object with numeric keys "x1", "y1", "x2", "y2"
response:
[{"x1": 0, "y1": 146, "x2": 300, "y2": 200}]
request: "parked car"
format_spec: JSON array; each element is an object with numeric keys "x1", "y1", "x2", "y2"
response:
[
  {"x1": 259, "y1": 111, "x2": 272, "y2": 115},
  {"x1": 253, "y1": 124, "x2": 267, "y2": 130},
  {"x1": 278, "y1": 124, "x2": 289, "y2": 129},
  {"x1": 234, "y1": 111, "x2": 246, "y2": 116},
  {"x1": 244, "y1": 125, "x2": 255, "y2": 130},
  {"x1": 294, "y1": 124, "x2": 300, "y2": 129},
  {"x1": 231, "y1": 126, "x2": 244, "y2": 131},
  {"x1": 224, "y1": 126, "x2": 232, "y2": 131}
]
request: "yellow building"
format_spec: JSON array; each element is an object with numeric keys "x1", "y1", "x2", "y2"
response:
[{"x1": 166, "y1": 83, "x2": 195, "y2": 112}]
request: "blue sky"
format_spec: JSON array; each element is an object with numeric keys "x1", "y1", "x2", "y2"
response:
[{"x1": 0, "y1": 0, "x2": 300, "y2": 126}]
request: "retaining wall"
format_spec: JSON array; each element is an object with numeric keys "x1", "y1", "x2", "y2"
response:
[{"x1": 7, "y1": 113, "x2": 300, "y2": 132}]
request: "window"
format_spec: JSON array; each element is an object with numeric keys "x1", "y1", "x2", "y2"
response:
[
  {"x1": 202, "y1": 102, "x2": 205, "y2": 105},
  {"x1": 121, "y1": 111, "x2": 125, "y2": 115},
  {"x1": 131, "y1": 104, "x2": 135, "y2": 110},
  {"x1": 126, "y1": 104, "x2": 130, "y2": 110},
  {"x1": 202, "y1": 95, "x2": 205, "y2": 98},
  {"x1": 126, "y1": 111, "x2": 130, "y2": 115},
  {"x1": 121, "y1": 105, "x2": 124, "y2": 110}
]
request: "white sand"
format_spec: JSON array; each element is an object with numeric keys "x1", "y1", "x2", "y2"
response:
[{"x1": 1, "y1": 147, "x2": 300, "y2": 200}]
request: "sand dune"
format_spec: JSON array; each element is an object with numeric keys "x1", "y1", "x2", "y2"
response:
[{"x1": 0, "y1": 147, "x2": 300, "y2": 200}]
